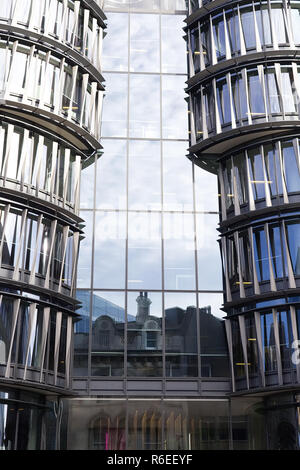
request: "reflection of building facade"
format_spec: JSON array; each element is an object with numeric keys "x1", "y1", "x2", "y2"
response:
[
  {"x1": 0, "y1": 0, "x2": 106, "y2": 449},
  {"x1": 65, "y1": 0, "x2": 269, "y2": 451},
  {"x1": 186, "y1": 0, "x2": 300, "y2": 450}
]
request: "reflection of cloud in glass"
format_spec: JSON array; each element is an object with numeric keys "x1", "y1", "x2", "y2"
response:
[
  {"x1": 163, "y1": 141, "x2": 192, "y2": 208},
  {"x1": 161, "y1": 15, "x2": 187, "y2": 73},
  {"x1": 96, "y1": 140, "x2": 127, "y2": 210},
  {"x1": 198, "y1": 293, "x2": 224, "y2": 319},
  {"x1": 130, "y1": 14, "x2": 160, "y2": 73},
  {"x1": 129, "y1": 74, "x2": 160, "y2": 138},
  {"x1": 93, "y1": 212, "x2": 126, "y2": 288},
  {"x1": 102, "y1": 73, "x2": 128, "y2": 137},
  {"x1": 128, "y1": 140, "x2": 161, "y2": 210},
  {"x1": 196, "y1": 213, "x2": 223, "y2": 290},
  {"x1": 102, "y1": 12, "x2": 128, "y2": 71},
  {"x1": 194, "y1": 165, "x2": 219, "y2": 212},
  {"x1": 162, "y1": 75, "x2": 188, "y2": 139}
]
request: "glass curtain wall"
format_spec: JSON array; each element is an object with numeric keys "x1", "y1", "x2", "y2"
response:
[{"x1": 75, "y1": 0, "x2": 228, "y2": 385}]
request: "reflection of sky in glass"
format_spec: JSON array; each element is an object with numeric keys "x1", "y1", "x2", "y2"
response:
[
  {"x1": 130, "y1": 14, "x2": 160, "y2": 72},
  {"x1": 162, "y1": 75, "x2": 188, "y2": 139},
  {"x1": 77, "y1": 211, "x2": 93, "y2": 288},
  {"x1": 102, "y1": 73, "x2": 128, "y2": 137},
  {"x1": 102, "y1": 13, "x2": 128, "y2": 71},
  {"x1": 196, "y1": 214, "x2": 223, "y2": 290},
  {"x1": 128, "y1": 140, "x2": 161, "y2": 210},
  {"x1": 129, "y1": 74, "x2": 161, "y2": 138},
  {"x1": 198, "y1": 293, "x2": 225, "y2": 320},
  {"x1": 128, "y1": 212, "x2": 162, "y2": 289},
  {"x1": 96, "y1": 140, "x2": 127, "y2": 210},
  {"x1": 161, "y1": 15, "x2": 186, "y2": 73},
  {"x1": 162, "y1": 141, "x2": 192, "y2": 208},
  {"x1": 127, "y1": 291, "x2": 162, "y2": 318},
  {"x1": 93, "y1": 212, "x2": 126, "y2": 288},
  {"x1": 164, "y1": 213, "x2": 196, "y2": 290}
]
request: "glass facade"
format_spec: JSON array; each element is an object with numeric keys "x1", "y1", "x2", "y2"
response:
[{"x1": 74, "y1": 0, "x2": 229, "y2": 390}]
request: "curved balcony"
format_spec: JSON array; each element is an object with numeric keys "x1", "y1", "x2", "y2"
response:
[
  {"x1": 0, "y1": 290, "x2": 75, "y2": 393},
  {"x1": 0, "y1": 120, "x2": 83, "y2": 215},
  {"x1": 0, "y1": 201, "x2": 81, "y2": 299},
  {"x1": 0, "y1": 0, "x2": 106, "y2": 78},
  {"x1": 187, "y1": 1, "x2": 300, "y2": 77},
  {"x1": 188, "y1": 59, "x2": 300, "y2": 164},
  {"x1": 221, "y1": 211, "x2": 300, "y2": 304},
  {"x1": 0, "y1": 38, "x2": 103, "y2": 153},
  {"x1": 225, "y1": 299, "x2": 300, "y2": 392},
  {"x1": 218, "y1": 136, "x2": 300, "y2": 223}
]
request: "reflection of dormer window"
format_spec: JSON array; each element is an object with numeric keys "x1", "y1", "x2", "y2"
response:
[{"x1": 146, "y1": 331, "x2": 156, "y2": 349}]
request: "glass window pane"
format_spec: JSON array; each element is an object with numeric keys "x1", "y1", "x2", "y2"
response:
[
  {"x1": 291, "y1": 6, "x2": 300, "y2": 45},
  {"x1": 162, "y1": 75, "x2": 188, "y2": 139},
  {"x1": 282, "y1": 141, "x2": 300, "y2": 193},
  {"x1": 197, "y1": 213, "x2": 223, "y2": 290},
  {"x1": 91, "y1": 291, "x2": 125, "y2": 377},
  {"x1": 128, "y1": 140, "x2": 161, "y2": 210},
  {"x1": 93, "y1": 211, "x2": 126, "y2": 289},
  {"x1": 161, "y1": 15, "x2": 187, "y2": 73},
  {"x1": 248, "y1": 147, "x2": 265, "y2": 200},
  {"x1": 102, "y1": 13, "x2": 128, "y2": 71},
  {"x1": 164, "y1": 212, "x2": 195, "y2": 290},
  {"x1": 130, "y1": 14, "x2": 160, "y2": 73},
  {"x1": 77, "y1": 211, "x2": 93, "y2": 288},
  {"x1": 165, "y1": 292, "x2": 198, "y2": 377},
  {"x1": 286, "y1": 220, "x2": 300, "y2": 276},
  {"x1": 96, "y1": 140, "x2": 127, "y2": 210},
  {"x1": 129, "y1": 74, "x2": 160, "y2": 138},
  {"x1": 253, "y1": 226, "x2": 269, "y2": 282},
  {"x1": 80, "y1": 158, "x2": 95, "y2": 209},
  {"x1": 261, "y1": 312, "x2": 277, "y2": 372},
  {"x1": 74, "y1": 290, "x2": 90, "y2": 377},
  {"x1": 271, "y1": 5, "x2": 287, "y2": 44},
  {"x1": 248, "y1": 70, "x2": 265, "y2": 116},
  {"x1": 127, "y1": 292, "x2": 162, "y2": 377},
  {"x1": 213, "y1": 13, "x2": 226, "y2": 59},
  {"x1": 162, "y1": 141, "x2": 193, "y2": 210},
  {"x1": 102, "y1": 73, "x2": 128, "y2": 138},
  {"x1": 240, "y1": 6, "x2": 256, "y2": 49},
  {"x1": 128, "y1": 212, "x2": 162, "y2": 290},
  {"x1": 199, "y1": 293, "x2": 229, "y2": 377}
]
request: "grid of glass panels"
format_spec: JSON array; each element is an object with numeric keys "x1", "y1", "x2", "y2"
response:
[{"x1": 74, "y1": 0, "x2": 228, "y2": 382}]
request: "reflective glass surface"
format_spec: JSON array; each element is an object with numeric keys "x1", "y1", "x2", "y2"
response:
[
  {"x1": 127, "y1": 292, "x2": 162, "y2": 376},
  {"x1": 91, "y1": 291, "x2": 125, "y2": 377}
]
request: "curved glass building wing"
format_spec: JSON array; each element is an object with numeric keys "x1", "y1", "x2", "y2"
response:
[{"x1": 0, "y1": 0, "x2": 106, "y2": 449}]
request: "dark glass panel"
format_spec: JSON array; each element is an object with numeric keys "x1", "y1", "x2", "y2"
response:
[
  {"x1": 74, "y1": 290, "x2": 90, "y2": 377},
  {"x1": 261, "y1": 312, "x2": 277, "y2": 372},
  {"x1": 286, "y1": 220, "x2": 300, "y2": 276},
  {"x1": 253, "y1": 226, "x2": 269, "y2": 282},
  {"x1": 281, "y1": 141, "x2": 300, "y2": 193}
]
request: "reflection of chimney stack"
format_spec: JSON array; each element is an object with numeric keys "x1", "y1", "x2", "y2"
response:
[{"x1": 136, "y1": 291, "x2": 152, "y2": 325}]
